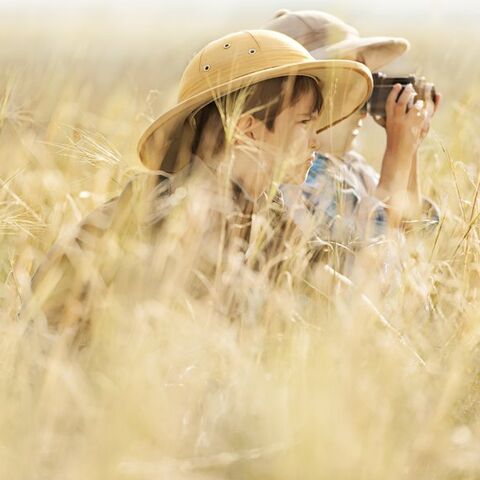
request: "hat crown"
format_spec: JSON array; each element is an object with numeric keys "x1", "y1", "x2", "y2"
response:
[
  {"x1": 265, "y1": 10, "x2": 359, "y2": 52},
  {"x1": 178, "y1": 30, "x2": 313, "y2": 103}
]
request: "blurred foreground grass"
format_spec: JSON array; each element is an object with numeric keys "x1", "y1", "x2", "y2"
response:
[{"x1": 1, "y1": 10, "x2": 480, "y2": 480}]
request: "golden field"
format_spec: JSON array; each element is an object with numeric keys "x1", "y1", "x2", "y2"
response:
[{"x1": 1, "y1": 8, "x2": 480, "y2": 479}]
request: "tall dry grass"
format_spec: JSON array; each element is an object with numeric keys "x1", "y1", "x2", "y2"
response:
[{"x1": 1, "y1": 11, "x2": 480, "y2": 480}]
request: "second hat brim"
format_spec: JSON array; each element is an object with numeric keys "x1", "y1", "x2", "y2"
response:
[{"x1": 310, "y1": 36, "x2": 410, "y2": 72}]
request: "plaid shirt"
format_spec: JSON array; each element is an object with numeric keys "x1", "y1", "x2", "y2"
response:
[{"x1": 281, "y1": 151, "x2": 440, "y2": 247}]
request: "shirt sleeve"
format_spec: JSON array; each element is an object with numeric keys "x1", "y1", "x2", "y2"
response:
[
  {"x1": 301, "y1": 154, "x2": 389, "y2": 246},
  {"x1": 344, "y1": 151, "x2": 441, "y2": 234},
  {"x1": 28, "y1": 180, "x2": 137, "y2": 337}
]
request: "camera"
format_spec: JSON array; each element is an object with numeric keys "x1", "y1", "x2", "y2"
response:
[{"x1": 362, "y1": 72, "x2": 437, "y2": 121}]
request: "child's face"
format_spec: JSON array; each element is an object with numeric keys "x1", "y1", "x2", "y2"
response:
[
  {"x1": 265, "y1": 93, "x2": 318, "y2": 184},
  {"x1": 235, "y1": 93, "x2": 317, "y2": 191}
]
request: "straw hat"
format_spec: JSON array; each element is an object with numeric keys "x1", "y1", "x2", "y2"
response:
[
  {"x1": 138, "y1": 29, "x2": 372, "y2": 172},
  {"x1": 264, "y1": 10, "x2": 410, "y2": 72}
]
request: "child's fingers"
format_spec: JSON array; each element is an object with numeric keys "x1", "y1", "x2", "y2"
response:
[
  {"x1": 408, "y1": 100, "x2": 426, "y2": 118},
  {"x1": 407, "y1": 100, "x2": 429, "y2": 132},
  {"x1": 395, "y1": 84, "x2": 415, "y2": 113},
  {"x1": 386, "y1": 83, "x2": 402, "y2": 119},
  {"x1": 407, "y1": 94, "x2": 416, "y2": 111},
  {"x1": 414, "y1": 99, "x2": 425, "y2": 111}
]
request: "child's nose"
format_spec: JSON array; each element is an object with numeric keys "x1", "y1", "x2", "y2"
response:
[{"x1": 309, "y1": 131, "x2": 320, "y2": 152}]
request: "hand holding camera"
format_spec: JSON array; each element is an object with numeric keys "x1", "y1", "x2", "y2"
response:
[
  {"x1": 385, "y1": 84, "x2": 429, "y2": 157},
  {"x1": 373, "y1": 74, "x2": 441, "y2": 225},
  {"x1": 364, "y1": 73, "x2": 439, "y2": 123}
]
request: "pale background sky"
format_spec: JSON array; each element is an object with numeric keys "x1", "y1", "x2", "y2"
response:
[{"x1": 1, "y1": 0, "x2": 479, "y2": 23}]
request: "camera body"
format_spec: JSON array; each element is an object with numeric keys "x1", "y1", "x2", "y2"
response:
[{"x1": 362, "y1": 72, "x2": 436, "y2": 121}]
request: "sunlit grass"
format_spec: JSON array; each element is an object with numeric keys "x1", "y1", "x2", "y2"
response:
[{"x1": 1, "y1": 13, "x2": 480, "y2": 480}]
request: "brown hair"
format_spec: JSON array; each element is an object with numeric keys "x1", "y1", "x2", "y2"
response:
[{"x1": 190, "y1": 75, "x2": 323, "y2": 157}]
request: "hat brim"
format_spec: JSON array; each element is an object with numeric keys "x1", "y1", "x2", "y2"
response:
[
  {"x1": 310, "y1": 36, "x2": 410, "y2": 72},
  {"x1": 138, "y1": 59, "x2": 372, "y2": 172}
]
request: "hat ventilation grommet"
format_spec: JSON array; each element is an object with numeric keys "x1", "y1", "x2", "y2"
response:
[
  {"x1": 248, "y1": 48, "x2": 256, "y2": 55},
  {"x1": 223, "y1": 43, "x2": 231, "y2": 49},
  {"x1": 203, "y1": 64, "x2": 211, "y2": 71}
]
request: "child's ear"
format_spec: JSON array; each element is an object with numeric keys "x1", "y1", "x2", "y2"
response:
[{"x1": 235, "y1": 114, "x2": 256, "y2": 144}]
